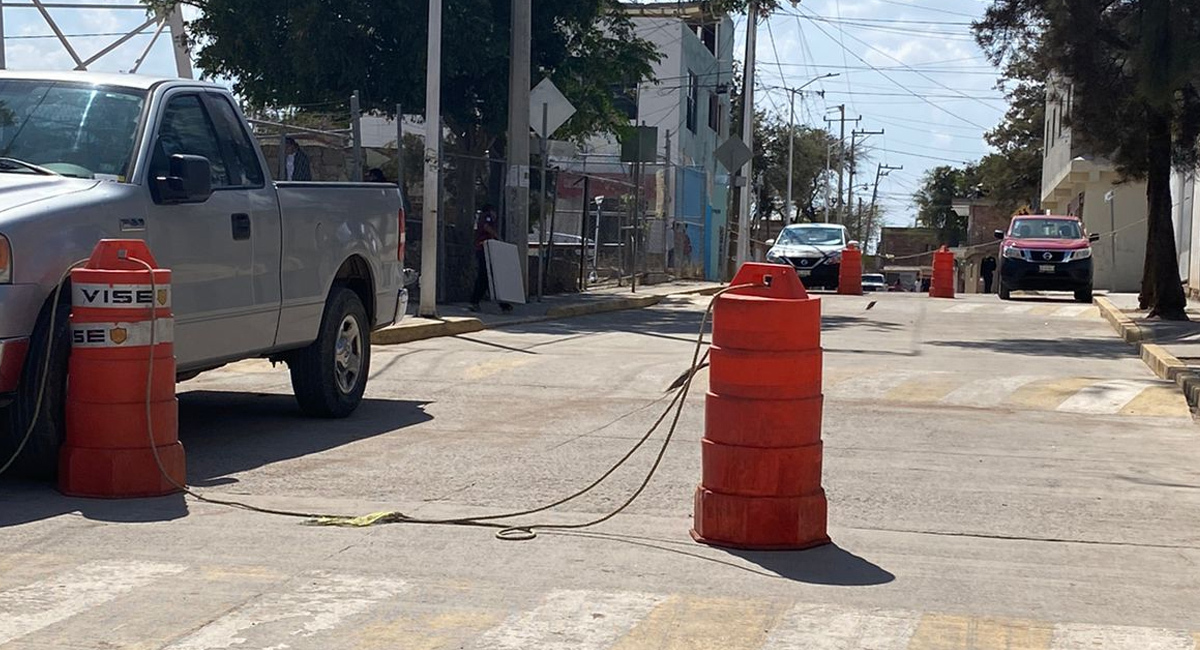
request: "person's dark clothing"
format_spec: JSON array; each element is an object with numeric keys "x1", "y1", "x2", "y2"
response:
[
  {"x1": 471, "y1": 248, "x2": 490, "y2": 305},
  {"x1": 471, "y1": 210, "x2": 501, "y2": 308},
  {"x1": 981, "y1": 256, "x2": 997, "y2": 293}
]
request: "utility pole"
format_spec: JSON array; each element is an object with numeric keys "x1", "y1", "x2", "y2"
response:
[
  {"x1": 419, "y1": 0, "x2": 442, "y2": 317},
  {"x1": 781, "y1": 74, "x2": 836, "y2": 224},
  {"x1": 507, "y1": 0, "x2": 532, "y2": 285},
  {"x1": 824, "y1": 105, "x2": 861, "y2": 224},
  {"x1": 848, "y1": 127, "x2": 883, "y2": 237},
  {"x1": 868, "y1": 163, "x2": 902, "y2": 249},
  {"x1": 165, "y1": 5, "x2": 193, "y2": 79},
  {"x1": 735, "y1": 0, "x2": 759, "y2": 268},
  {"x1": 0, "y1": 0, "x2": 7, "y2": 70}
]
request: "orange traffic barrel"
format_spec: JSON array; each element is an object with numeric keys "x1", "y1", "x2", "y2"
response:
[
  {"x1": 59, "y1": 240, "x2": 185, "y2": 498},
  {"x1": 930, "y1": 245, "x2": 955, "y2": 299},
  {"x1": 838, "y1": 244, "x2": 863, "y2": 296},
  {"x1": 692, "y1": 262, "x2": 830, "y2": 550}
]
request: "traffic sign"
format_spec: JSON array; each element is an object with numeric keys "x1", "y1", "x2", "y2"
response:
[
  {"x1": 715, "y1": 136, "x2": 753, "y2": 173},
  {"x1": 530, "y1": 78, "x2": 576, "y2": 139}
]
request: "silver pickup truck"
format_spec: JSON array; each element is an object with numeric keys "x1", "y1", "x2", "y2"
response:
[{"x1": 0, "y1": 71, "x2": 412, "y2": 476}]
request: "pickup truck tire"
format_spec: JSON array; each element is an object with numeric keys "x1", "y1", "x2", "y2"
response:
[
  {"x1": 2, "y1": 291, "x2": 70, "y2": 479},
  {"x1": 289, "y1": 287, "x2": 371, "y2": 418},
  {"x1": 1074, "y1": 285, "x2": 1093, "y2": 304},
  {"x1": 998, "y1": 283, "x2": 1012, "y2": 301}
]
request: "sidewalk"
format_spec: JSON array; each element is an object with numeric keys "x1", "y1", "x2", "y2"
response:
[
  {"x1": 372, "y1": 280, "x2": 723, "y2": 345},
  {"x1": 1095, "y1": 292, "x2": 1200, "y2": 409}
]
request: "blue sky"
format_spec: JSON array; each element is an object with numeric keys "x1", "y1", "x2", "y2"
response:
[
  {"x1": 1, "y1": 0, "x2": 1007, "y2": 227},
  {"x1": 733, "y1": 0, "x2": 1007, "y2": 226}
]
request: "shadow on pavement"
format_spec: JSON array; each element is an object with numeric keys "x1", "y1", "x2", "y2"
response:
[
  {"x1": 0, "y1": 394, "x2": 431, "y2": 528},
  {"x1": 727, "y1": 543, "x2": 896, "y2": 586},
  {"x1": 926, "y1": 337, "x2": 1136, "y2": 359}
]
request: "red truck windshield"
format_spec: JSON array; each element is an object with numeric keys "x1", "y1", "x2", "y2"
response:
[{"x1": 1010, "y1": 218, "x2": 1082, "y2": 240}]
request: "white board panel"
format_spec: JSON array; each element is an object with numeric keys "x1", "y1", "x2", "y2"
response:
[{"x1": 485, "y1": 239, "x2": 527, "y2": 304}]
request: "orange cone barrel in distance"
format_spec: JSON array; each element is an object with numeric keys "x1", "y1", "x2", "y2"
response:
[
  {"x1": 58, "y1": 239, "x2": 185, "y2": 498},
  {"x1": 930, "y1": 246, "x2": 955, "y2": 299},
  {"x1": 838, "y1": 244, "x2": 863, "y2": 296},
  {"x1": 692, "y1": 262, "x2": 830, "y2": 550}
]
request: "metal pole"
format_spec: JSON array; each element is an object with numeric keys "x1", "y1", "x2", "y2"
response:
[
  {"x1": 350, "y1": 90, "x2": 363, "y2": 182},
  {"x1": 579, "y1": 174, "x2": 590, "y2": 292},
  {"x1": 1110, "y1": 196, "x2": 1117, "y2": 283},
  {"x1": 165, "y1": 4, "x2": 193, "y2": 79},
  {"x1": 665, "y1": 129, "x2": 673, "y2": 272},
  {"x1": 0, "y1": 0, "x2": 6, "y2": 70},
  {"x1": 824, "y1": 140, "x2": 832, "y2": 223},
  {"x1": 736, "y1": 0, "x2": 758, "y2": 267},
  {"x1": 419, "y1": 0, "x2": 442, "y2": 317},
  {"x1": 396, "y1": 103, "x2": 404, "y2": 190},
  {"x1": 786, "y1": 89, "x2": 795, "y2": 224},
  {"x1": 835, "y1": 105, "x2": 845, "y2": 222},
  {"x1": 593, "y1": 199, "x2": 602, "y2": 278},
  {"x1": 537, "y1": 103, "x2": 548, "y2": 302},
  {"x1": 507, "y1": 0, "x2": 532, "y2": 288}
]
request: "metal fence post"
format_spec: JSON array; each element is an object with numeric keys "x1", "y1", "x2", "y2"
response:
[{"x1": 350, "y1": 90, "x2": 363, "y2": 182}]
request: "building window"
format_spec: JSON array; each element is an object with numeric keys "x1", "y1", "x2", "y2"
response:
[
  {"x1": 695, "y1": 22, "x2": 718, "y2": 56},
  {"x1": 1058, "y1": 100, "x2": 1066, "y2": 137},
  {"x1": 708, "y1": 92, "x2": 721, "y2": 132},
  {"x1": 686, "y1": 71, "x2": 698, "y2": 133}
]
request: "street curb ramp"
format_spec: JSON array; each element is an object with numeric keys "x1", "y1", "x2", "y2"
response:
[
  {"x1": 1095, "y1": 296, "x2": 1200, "y2": 410},
  {"x1": 371, "y1": 317, "x2": 485, "y2": 345}
]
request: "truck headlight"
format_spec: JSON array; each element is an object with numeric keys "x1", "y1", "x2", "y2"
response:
[
  {"x1": 766, "y1": 250, "x2": 784, "y2": 263},
  {"x1": 0, "y1": 235, "x2": 10, "y2": 283},
  {"x1": 1002, "y1": 245, "x2": 1023, "y2": 260},
  {"x1": 829, "y1": 251, "x2": 843, "y2": 264},
  {"x1": 1069, "y1": 247, "x2": 1092, "y2": 261}
]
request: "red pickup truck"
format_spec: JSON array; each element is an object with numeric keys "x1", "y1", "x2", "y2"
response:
[{"x1": 993, "y1": 214, "x2": 1101, "y2": 303}]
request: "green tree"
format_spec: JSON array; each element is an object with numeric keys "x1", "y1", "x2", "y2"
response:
[
  {"x1": 975, "y1": 0, "x2": 1200, "y2": 319},
  {"x1": 913, "y1": 165, "x2": 982, "y2": 246},
  {"x1": 976, "y1": 45, "x2": 1046, "y2": 211}
]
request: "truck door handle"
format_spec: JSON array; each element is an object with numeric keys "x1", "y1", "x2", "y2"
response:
[{"x1": 231, "y1": 213, "x2": 251, "y2": 240}]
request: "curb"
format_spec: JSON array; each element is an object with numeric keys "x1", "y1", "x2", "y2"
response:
[
  {"x1": 371, "y1": 317, "x2": 484, "y2": 345},
  {"x1": 1094, "y1": 297, "x2": 1200, "y2": 409},
  {"x1": 372, "y1": 285, "x2": 725, "y2": 346}
]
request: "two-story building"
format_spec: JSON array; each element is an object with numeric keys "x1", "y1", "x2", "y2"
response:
[{"x1": 552, "y1": 1, "x2": 735, "y2": 281}]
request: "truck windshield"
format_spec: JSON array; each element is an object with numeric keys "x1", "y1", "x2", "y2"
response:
[
  {"x1": 777, "y1": 226, "x2": 845, "y2": 246},
  {"x1": 0, "y1": 80, "x2": 146, "y2": 180},
  {"x1": 1010, "y1": 219, "x2": 1082, "y2": 240}
]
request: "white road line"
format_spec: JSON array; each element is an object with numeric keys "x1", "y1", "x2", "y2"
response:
[
  {"x1": 162, "y1": 572, "x2": 408, "y2": 650},
  {"x1": 1003, "y1": 304, "x2": 1035, "y2": 314},
  {"x1": 942, "y1": 374, "x2": 1045, "y2": 408},
  {"x1": 0, "y1": 560, "x2": 187, "y2": 645},
  {"x1": 1056, "y1": 379, "x2": 1161, "y2": 415},
  {"x1": 945, "y1": 303, "x2": 986, "y2": 313},
  {"x1": 1052, "y1": 305, "x2": 1094, "y2": 318},
  {"x1": 1051, "y1": 623, "x2": 1195, "y2": 649},
  {"x1": 762, "y1": 603, "x2": 919, "y2": 650},
  {"x1": 826, "y1": 371, "x2": 931, "y2": 399},
  {"x1": 472, "y1": 590, "x2": 665, "y2": 650}
]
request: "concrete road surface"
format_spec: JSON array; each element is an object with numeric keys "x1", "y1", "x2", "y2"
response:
[{"x1": 3, "y1": 291, "x2": 1199, "y2": 649}]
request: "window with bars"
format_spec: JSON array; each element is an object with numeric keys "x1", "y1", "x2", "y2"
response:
[{"x1": 686, "y1": 71, "x2": 698, "y2": 133}]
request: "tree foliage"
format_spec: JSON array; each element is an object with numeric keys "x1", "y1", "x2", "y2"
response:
[
  {"x1": 974, "y1": 0, "x2": 1200, "y2": 319},
  {"x1": 913, "y1": 165, "x2": 983, "y2": 246}
]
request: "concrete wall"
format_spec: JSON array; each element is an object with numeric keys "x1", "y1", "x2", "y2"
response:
[{"x1": 1078, "y1": 180, "x2": 1147, "y2": 293}]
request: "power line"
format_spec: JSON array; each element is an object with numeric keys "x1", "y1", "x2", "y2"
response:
[
  {"x1": 795, "y1": 11, "x2": 993, "y2": 130},
  {"x1": 796, "y1": 5, "x2": 1002, "y2": 115}
]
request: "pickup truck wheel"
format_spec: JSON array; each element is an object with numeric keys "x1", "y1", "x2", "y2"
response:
[
  {"x1": 1075, "y1": 285, "x2": 1093, "y2": 304},
  {"x1": 289, "y1": 287, "x2": 371, "y2": 418},
  {"x1": 998, "y1": 283, "x2": 1012, "y2": 301},
  {"x1": 2, "y1": 293, "x2": 70, "y2": 479}
]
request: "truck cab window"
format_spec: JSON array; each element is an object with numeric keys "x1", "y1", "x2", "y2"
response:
[
  {"x1": 151, "y1": 94, "x2": 231, "y2": 187},
  {"x1": 206, "y1": 95, "x2": 265, "y2": 187}
]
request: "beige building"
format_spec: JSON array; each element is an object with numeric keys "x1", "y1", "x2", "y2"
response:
[{"x1": 1040, "y1": 78, "x2": 1148, "y2": 292}]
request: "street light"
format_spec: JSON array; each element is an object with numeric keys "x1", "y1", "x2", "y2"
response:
[{"x1": 784, "y1": 73, "x2": 839, "y2": 224}]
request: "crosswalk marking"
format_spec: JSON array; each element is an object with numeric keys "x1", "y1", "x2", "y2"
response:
[
  {"x1": 946, "y1": 304, "x2": 987, "y2": 313},
  {"x1": 1004, "y1": 305, "x2": 1035, "y2": 314},
  {"x1": 942, "y1": 375, "x2": 1046, "y2": 408},
  {"x1": 827, "y1": 370, "x2": 927, "y2": 399},
  {"x1": 1006, "y1": 377, "x2": 1101, "y2": 411},
  {"x1": 761, "y1": 603, "x2": 919, "y2": 650},
  {"x1": 1050, "y1": 623, "x2": 1196, "y2": 649},
  {"x1": 0, "y1": 560, "x2": 187, "y2": 645},
  {"x1": 886, "y1": 374, "x2": 964, "y2": 403},
  {"x1": 1052, "y1": 305, "x2": 1094, "y2": 318},
  {"x1": 471, "y1": 590, "x2": 665, "y2": 650},
  {"x1": 162, "y1": 572, "x2": 409, "y2": 650},
  {"x1": 1120, "y1": 384, "x2": 1193, "y2": 417},
  {"x1": 908, "y1": 614, "x2": 1053, "y2": 649},
  {"x1": 1056, "y1": 379, "x2": 1160, "y2": 414},
  {"x1": 611, "y1": 596, "x2": 783, "y2": 650}
]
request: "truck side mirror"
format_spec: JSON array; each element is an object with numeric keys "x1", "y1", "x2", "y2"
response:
[
  {"x1": 153, "y1": 154, "x2": 213, "y2": 205},
  {"x1": 993, "y1": 229, "x2": 1005, "y2": 240},
  {"x1": 765, "y1": 238, "x2": 775, "y2": 247},
  {"x1": 1089, "y1": 233, "x2": 1101, "y2": 243}
]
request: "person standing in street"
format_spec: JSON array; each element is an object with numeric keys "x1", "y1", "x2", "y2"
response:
[
  {"x1": 981, "y1": 255, "x2": 997, "y2": 293},
  {"x1": 470, "y1": 204, "x2": 512, "y2": 313},
  {"x1": 284, "y1": 137, "x2": 312, "y2": 181}
]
